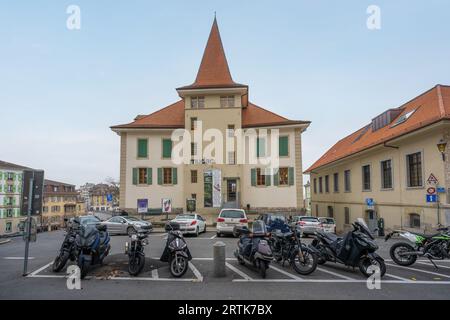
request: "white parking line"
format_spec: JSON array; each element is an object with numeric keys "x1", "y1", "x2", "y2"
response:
[
  {"x1": 4, "y1": 257, "x2": 35, "y2": 260},
  {"x1": 232, "y1": 278, "x2": 450, "y2": 284},
  {"x1": 386, "y1": 263, "x2": 450, "y2": 279},
  {"x1": 416, "y1": 261, "x2": 450, "y2": 270},
  {"x1": 28, "y1": 262, "x2": 53, "y2": 277},
  {"x1": 269, "y1": 265, "x2": 303, "y2": 280},
  {"x1": 112, "y1": 276, "x2": 196, "y2": 282},
  {"x1": 151, "y1": 269, "x2": 159, "y2": 279},
  {"x1": 317, "y1": 267, "x2": 356, "y2": 281},
  {"x1": 210, "y1": 235, "x2": 217, "y2": 240},
  {"x1": 188, "y1": 262, "x2": 203, "y2": 282},
  {"x1": 385, "y1": 273, "x2": 412, "y2": 282},
  {"x1": 225, "y1": 262, "x2": 253, "y2": 280}
]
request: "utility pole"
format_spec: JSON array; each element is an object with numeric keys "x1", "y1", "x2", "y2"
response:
[{"x1": 23, "y1": 174, "x2": 34, "y2": 276}]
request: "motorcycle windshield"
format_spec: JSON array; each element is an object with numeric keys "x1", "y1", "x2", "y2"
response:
[
  {"x1": 356, "y1": 218, "x2": 374, "y2": 239},
  {"x1": 252, "y1": 220, "x2": 267, "y2": 236}
]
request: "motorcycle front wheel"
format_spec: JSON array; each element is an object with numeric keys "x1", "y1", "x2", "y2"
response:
[
  {"x1": 128, "y1": 253, "x2": 145, "y2": 276},
  {"x1": 358, "y1": 256, "x2": 386, "y2": 278},
  {"x1": 170, "y1": 254, "x2": 189, "y2": 278},
  {"x1": 291, "y1": 249, "x2": 318, "y2": 275},
  {"x1": 52, "y1": 251, "x2": 70, "y2": 272},
  {"x1": 390, "y1": 242, "x2": 417, "y2": 266}
]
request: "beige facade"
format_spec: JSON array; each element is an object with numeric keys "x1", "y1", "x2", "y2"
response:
[{"x1": 310, "y1": 121, "x2": 450, "y2": 234}]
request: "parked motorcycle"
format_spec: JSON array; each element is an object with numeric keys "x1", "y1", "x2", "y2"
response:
[
  {"x1": 125, "y1": 226, "x2": 151, "y2": 276},
  {"x1": 234, "y1": 220, "x2": 273, "y2": 278},
  {"x1": 76, "y1": 221, "x2": 111, "y2": 279},
  {"x1": 270, "y1": 225, "x2": 318, "y2": 275},
  {"x1": 160, "y1": 222, "x2": 192, "y2": 277},
  {"x1": 385, "y1": 226, "x2": 450, "y2": 268},
  {"x1": 52, "y1": 218, "x2": 80, "y2": 272},
  {"x1": 311, "y1": 218, "x2": 386, "y2": 278}
]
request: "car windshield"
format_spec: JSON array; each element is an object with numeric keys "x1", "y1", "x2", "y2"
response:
[
  {"x1": 125, "y1": 217, "x2": 140, "y2": 222},
  {"x1": 220, "y1": 210, "x2": 245, "y2": 219},
  {"x1": 300, "y1": 217, "x2": 319, "y2": 222},
  {"x1": 80, "y1": 216, "x2": 100, "y2": 225},
  {"x1": 176, "y1": 215, "x2": 196, "y2": 219},
  {"x1": 320, "y1": 218, "x2": 335, "y2": 224}
]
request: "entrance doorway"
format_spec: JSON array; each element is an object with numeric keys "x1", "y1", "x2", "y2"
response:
[
  {"x1": 227, "y1": 180, "x2": 237, "y2": 202},
  {"x1": 366, "y1": 210, "x2": 378, "y2": 232}
]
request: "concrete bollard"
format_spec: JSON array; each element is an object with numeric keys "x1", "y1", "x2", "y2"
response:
[{"x1": 213, "y1": 241, "x2": 226, "y2": 277}]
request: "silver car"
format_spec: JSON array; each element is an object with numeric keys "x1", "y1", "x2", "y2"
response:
[
  {"x1": 101, "y1": 216, "x2": 152, "y2": 235},
  {"x1": 291, "y1": 216, "x2": 322, "y2": 237}
]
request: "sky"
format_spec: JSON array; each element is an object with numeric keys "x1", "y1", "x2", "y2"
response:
[{"x1": 1, "y1": 1, "x2": 450, "y2": 187}]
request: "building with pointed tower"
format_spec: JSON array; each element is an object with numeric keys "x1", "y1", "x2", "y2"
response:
[{"x1": 111, "y1": 18, "x2": 310, "y2": 222}]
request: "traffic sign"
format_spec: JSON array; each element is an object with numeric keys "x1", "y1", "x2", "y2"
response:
[
  {"x1": 426, "y1": 194, "x2": 438, "y2": 203},
  {"x1": 427, "y1": 187, "x2": 436, "y2": 195},
  {"x1": 437, "y1": 187, "x2": 446, "y2": 193},
  {"x1": 106, "y1": 194, "x2": 113, "y2": 202},
  {"x1": 427, "y1": 173, "x2": 438, "y2": 185}
]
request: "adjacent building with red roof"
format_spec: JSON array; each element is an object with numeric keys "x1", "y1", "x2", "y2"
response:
[
  {"x1": 306, "y1": 85, "x2": 450, "y2": 233},
  {"x1": 111, "y1": 18, "x2": 310, "y2": 221}
]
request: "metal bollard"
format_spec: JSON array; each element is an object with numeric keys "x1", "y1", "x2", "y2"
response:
[{"x1": 213, "y1": 241, "x2": 226, "y2": 277}]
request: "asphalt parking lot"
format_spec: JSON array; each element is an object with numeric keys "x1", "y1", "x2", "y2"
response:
[{"x1": 1, "y1": 230, "x2": 450, "y2": 300}]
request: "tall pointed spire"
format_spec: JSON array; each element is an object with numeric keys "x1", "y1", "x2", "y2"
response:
[{"x1": 193, "y1": 17, "x2": 236, "y2": 87}]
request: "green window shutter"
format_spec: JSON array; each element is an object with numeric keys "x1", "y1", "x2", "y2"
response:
[
  {"x1": 157, "y1": 168, "x2": 163, "y2": 185},
  {"x1": 288, "y1": 167, "x2": 295, "y2": 186},
  {"x1": 265, "y1": 172, "x2": 271, "y2": 186},
  {"x1": 274, "y1": 169, "x2": 279, "y2": 186},
  {"x1": 279, "y1": 136, "x2": 289, "y2": 157},
  {"x1": 251, "y1": 169, "x2": 256, "y2": 187},
  {"x1": 162, "y1": 139, "x2": 172, "y2": 158},
  {"x1": 172, "y1": 168, "x2": 178, "y2": 185},
  {"x1": 0, "y1": 185, "x2": 2, "y2": 192},
  {"x1": 132, "y1": 168, "x2": 138, "y2": 185},
  {"x1": 12, "y1": 185, "x2": 16, "y2": 193},
  {"x1": 256, "y1": 138, "x2": 266, "y2": 157},
  {"x1": 146, "y1": 168, "x2": 152, "y2": 185},
  {"x1": 137, "y1": 139, "x2": 148, "y2": 158}
]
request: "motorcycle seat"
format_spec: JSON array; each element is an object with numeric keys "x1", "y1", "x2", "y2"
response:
[
  {"x1": 416, "y1": 232, "x2": 441, "y2": 239},
  {"x1": 322, "y1": 232, "x2": 342, "y2": 242}
]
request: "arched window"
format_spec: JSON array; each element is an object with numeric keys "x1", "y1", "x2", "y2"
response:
[{"x1": 409, "y1": 213, "x2": 420, "y2": 228}]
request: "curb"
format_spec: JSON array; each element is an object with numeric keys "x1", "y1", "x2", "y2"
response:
[{"x1": 0, "y1": 239, "x2": 12, "y2": 245}]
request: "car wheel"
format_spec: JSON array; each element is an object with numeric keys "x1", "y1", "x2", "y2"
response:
[
  {"x1": 203, "y1": 224, "x2": 207, "y2": 233},
  {"x1": 195, "y1": 227, "x2": 199, "y2": 237},
  {"x1": 127, "y1": 226, "x2": 136, "y2": 236},
  {"x1": 217, "y1": 232, "x2": 221, "y2": 238}
]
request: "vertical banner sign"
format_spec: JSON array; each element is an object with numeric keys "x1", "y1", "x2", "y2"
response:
[
  {"x1": 212, "y1": 169, "x2": 222, "y2": 208},
  {"x1": 137, "y1": 199, "x2": 148, "y2": 214},
  {"x1": 162, "y1": 198, "x2": 172, "y2": 213}
]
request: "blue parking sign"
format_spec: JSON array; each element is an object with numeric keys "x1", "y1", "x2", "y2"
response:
[
  {"x1": 106, "y1": 194, "x2": 113, "y2": 202},
  {"x1": 426, "y1": 194, "x2": 437, "y2": 203}
]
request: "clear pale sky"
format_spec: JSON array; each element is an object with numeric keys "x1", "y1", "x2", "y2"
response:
[{"x1": 1, "y1": 1, "x2": 450, "y2": 187}]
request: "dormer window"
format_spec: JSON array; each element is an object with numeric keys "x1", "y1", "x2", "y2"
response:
[
  {"x1": 191, "y1": 96, "x2": 205, "y2": 108},
  {"x1": 220, "y1": 96, "x2": 235, "y2": 108}
]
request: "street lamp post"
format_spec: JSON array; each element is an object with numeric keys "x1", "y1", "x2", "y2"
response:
[{"x1": 437, "y1": 139, "x2": 447, "y2": 161}]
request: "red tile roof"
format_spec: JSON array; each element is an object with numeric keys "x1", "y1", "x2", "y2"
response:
[
  {"x1": 111, "y1": 100, "x2": 309, "y2": 129},
  {"x1": 177, "y1": 18, "x2": 246, "y2": 90},
  {"x1": 305, "y1": 85, "x2": 450, "y2": 173}
]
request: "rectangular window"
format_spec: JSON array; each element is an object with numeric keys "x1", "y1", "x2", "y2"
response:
[
  {"x1": 362, "y1": 165, "x2": 371, "y2": 191},
  {"x1": 7, "y1": 173, "x2": 14, "y2": 181},
  {"x1": 315, "y1": 204, "x2": 319, "y2": 217},
  {"x1": 257, "y1": 137, "x2": 266, "y2": 157},
  {"x1": 191, "y1": 96, "x2": 205, "y2": 108},
  {"x1": 227, "y1": 125, "x2": 235, "y2": 138},
  {"x1": 256, "y1": 168, "x2": 266, "y2": 186},
  {"x1": 163, "y1": 168, "x2": 173, "y2": 185},
  {"x1": 381, "y1": 160, "x2": 393, "y2": 189},
  {"x1": 344, "y1": 170, "x2": 351, "y2": 192},
  {"x1": 191, "y1": 194, "x2": 197, "y2": 200},
  {"x1": 228, "y1": 151, "x2": 236, "y2": 165},
  {"x1": 191, "y1": 170, "x2": 198, "y2": 183},
  {"x1": 333, "y1": 173, "x2": 339, "y2": 192},
  {"x1": 137, "y1": 139, "x2": 148, "y2": 158},
  {"x1": 319, "y1": 177, "x2": 323, "y2": 193},
  {"x1": 279, "y1": 136, "x2": 289, "y2": 157},
  {"x1": 325, "y1": 175, "x2": 330, "y2": 193},
  {"x1": 6, "y1": 209, "x2": 13, "y2": 218},
  {"x1": 344, "y1": 207, "x2": 350, "y2": 224},
  {"x1": 220, "y1": 96, "x2": 235, "y2": 108},
  {"x1": 279, "y1": 168, "x2": 289, "y2": 186},
  {"x1": 313, "y1": 178, "x2": 317, "y2": 194},
  {"x1": 191, "y1": 143, "x2": 198, "y2": 156},
  {"x1": 191, "y1": 117, "x2": 198, "y2": 130},
  {"x1": 5, "y1": 222, "x2": 12, "y2": 233},
  {"x1": 138, "y1": 168, "x2": 147, "y2": 184},
  {"x1": 162, "y1": 139, "x2": 172, "y2": 159},
  {"x1": 407, "y1": 152, "x2": 423, "y2": 187}
]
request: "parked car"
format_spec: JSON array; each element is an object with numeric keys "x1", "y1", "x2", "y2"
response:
[
  {"x1": 291, "y1": 216, "x2": 322, "y2": 237},
  {"x1": 101, "y1": 216, "x2": 152, "y2": 235},
  {"x1": 257, "y1": 213, "x2": 287, "y2": 225},
  {"x1": 319, "y1": 217, "x2": 336, "y2": 234},
  {"x1": 256, "y1": 213, "x2": 290, "y2": 232},
  {"x1": 170, "y1": 213, "x2": 206, "y2": 237},
  {"x1": 76, "y1": 215, "x2": 102, "y2": 226},
  {"x1": 216, "y1": 209, "x2": 248, "y2": 237}
]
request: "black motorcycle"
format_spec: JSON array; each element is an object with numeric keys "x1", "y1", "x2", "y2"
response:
[
  {"x1": 234, "y1": 220, "x2": 273, "y2": 278},
  {"x1": 125, "y1": 226, "x2": 151, "y2": 276},
  {"x1": 76, "y1": 222, "x2": 111, "y2": 279},
  {"x1": 270, "y1": 225, "x2": 318, "y2": 275},
  {"x1": 52, "y1": 218, "x2": 80, "y2": 272},
  {"x1": 311, "y1": 218, "x2": 386, "y2": 278},
  {"x1": 161, "y1": 222, "x2": 192, "y2": 277}
]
